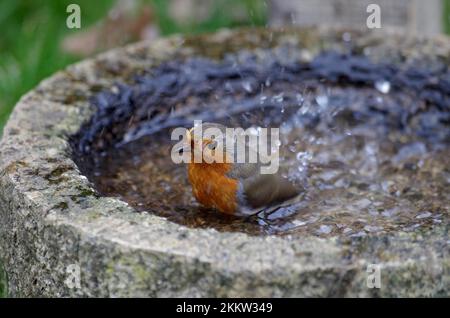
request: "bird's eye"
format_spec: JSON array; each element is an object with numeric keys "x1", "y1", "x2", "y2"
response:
[{"x1": 207, "y1": 141, "x2": 217, "y2": 150}]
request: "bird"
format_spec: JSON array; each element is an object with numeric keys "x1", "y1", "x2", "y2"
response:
[{"x1": 180, "y1": 122, "x2": 303, "y2": 216}]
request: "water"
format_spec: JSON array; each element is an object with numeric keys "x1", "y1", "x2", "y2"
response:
[
  {"x1": 72, "y1": 50, "x2": 450, "y2": 238},
  {"x1": 375, "y1": 80, "x2": 391, "y2": 94}
]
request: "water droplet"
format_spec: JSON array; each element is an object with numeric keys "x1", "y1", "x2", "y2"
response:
[
  {"x1": 280, "y1": 122, "x2": 291, "y2": 134},
  {"x1": 260, "y1": 95, "x2": 267, "y2": 104},
  {"x1": 296, "y1": 93, "x2": 304, "y2": 105},
  {"x1": 272, "y1": 93, "x2": 284, "y2": 103},
  {"x1": 375, "y1": 80, "x2": 391, "y2": 94},
  {"x1": 242, "y1": 81, "x2": 253, "y2": 93},
  {"x1": 299, "y1": 102, "x2": 311, "y2": 115},
  {"x1": 416, "y1": 211, "x2": 432, "y2": 219},
  {"x1": 225, "y1": 81, "x2": 233, "y2": 92},
  {"x1": 315, "y1": 95, "x2": 329, "y2": 108},
  {"x1": 247, "y1": 127, "x2": 259, "y2": 136},
  {"x1": 271, "y1": 146, "x2": 278, "y2": 154},
  {"x1": 296, "y1": 151, "x2": 312, "y2": 162}
]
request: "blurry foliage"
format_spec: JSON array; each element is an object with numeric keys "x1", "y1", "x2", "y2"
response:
[
  {"x1": 0, "y1": 0, "x2": 267, "y2": 132},
  {"x1": 152, "y1": 0, "x2": 266, "y2": 35},
  {"x1": 0, "y1": 0, "x2": 115, "y2": 131}
]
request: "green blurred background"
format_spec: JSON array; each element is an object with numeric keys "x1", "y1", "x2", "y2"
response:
[
  {"x1": 0, "y1": 0, "x2": 450, "y2": 298},
  {"x1": 0, "y1": 0, "x2": 266, "y2": 133}
]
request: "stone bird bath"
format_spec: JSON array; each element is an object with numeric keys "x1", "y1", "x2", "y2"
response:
[{"x1": 0, "y1": 27, "x2": 449, "y2": 297}]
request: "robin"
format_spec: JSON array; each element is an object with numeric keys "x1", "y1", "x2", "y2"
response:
[{"x1": 179, "y1": 122, "x2": 303, "y2": 216}]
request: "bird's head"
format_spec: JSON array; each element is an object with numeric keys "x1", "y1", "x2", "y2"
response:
[{"x1": 183, "y1": 122, "x2": 232, "y2": 166}]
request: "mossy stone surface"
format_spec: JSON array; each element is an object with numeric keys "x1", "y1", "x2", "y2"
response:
[{"x1": 0, "y1": 261, "x2": 6, "y2": 297}]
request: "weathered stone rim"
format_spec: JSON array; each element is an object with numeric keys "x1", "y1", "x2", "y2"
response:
[{"x1": 0, "y1": 26, "x2": 448, "y2": 297}]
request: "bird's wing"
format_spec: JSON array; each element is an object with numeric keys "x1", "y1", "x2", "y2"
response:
[
  {"x1": 240, "y1": 173, "x2": 280, "y2": 208},
  {"x1": 238, "y1": 166, "x2": 303, "y2": 210},
  {"x1": 226, "y1": 161, "x2": 260, "y2": 179}
]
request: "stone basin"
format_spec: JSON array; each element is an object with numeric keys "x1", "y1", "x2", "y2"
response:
[{"x1": 0, "y1": 27, "x2": 449, "y2": 297}]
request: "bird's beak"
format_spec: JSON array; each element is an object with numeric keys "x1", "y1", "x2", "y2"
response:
[
  {"x1": 187, "y1": 127, "x2": 196, "y2": 148},
  {"x1": 186, "y1": 128, "x2": 193, "y2": 142}
]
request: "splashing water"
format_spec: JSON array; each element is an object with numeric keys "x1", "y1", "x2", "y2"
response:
[
  {"x1": 72, "y1": 49, "x2": 450, "y2": 238},
  {"x1": 375, "y1": 80, "x2": 391, "y2": 94}
]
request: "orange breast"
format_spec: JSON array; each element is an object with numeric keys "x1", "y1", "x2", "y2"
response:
[{"x1": 187, "y1": 162, "x2": 239, "y2": 215}]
